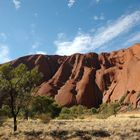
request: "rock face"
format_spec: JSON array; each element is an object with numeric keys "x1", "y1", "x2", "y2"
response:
[{"x1": 7, "y1": 44, "x2": 140, "y2": 108}]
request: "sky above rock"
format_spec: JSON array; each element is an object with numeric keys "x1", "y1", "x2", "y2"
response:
[{"x1": 0, "y1": 0, "x2": 140, "y2": 63}]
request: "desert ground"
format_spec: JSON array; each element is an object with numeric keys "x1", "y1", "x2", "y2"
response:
[{"x1": 0, "y1": 112, "x2": 140, "y2": 140}]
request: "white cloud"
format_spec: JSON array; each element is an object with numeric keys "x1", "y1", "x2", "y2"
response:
[
  {"x1": 35, "y1": 51, "x2": 47, "y2": 55},
  {"x1": 126, "y1": 33, "x2": 140, "y2": 43},
  {"x1": 96, "y1": 0, "x2": 100, "y2": 3},
  {"x1": 29, "y1": 50, "x2": 47, "y2": 55},
  {"x1": 57, "y1": 33, "x2": 66, "y2": 40},
  {"x1": 68, "y1": 0, "x2": 76, "y2": 8},
  {"x1": 0, "y1": 33, "x2": 7, "y2": 41},
  {"x1": 55, "y1": 34, "x2": 92, "y2": 55},
  {"x1": 124, "y1": 32, "x2": 140, "y2": 46},
  {"x1": 30, "y1": 42, "x2": 46, "y2": 55},
  {"x1": 55, "y1": 10, "x2": 140, "y2": 55},
  {"x1": 12, "y1": 0, "x2": 21, "y2": 10},
  {"x1": 93, "y1": 16, "x2": 98, "y2": 20},
  {"x1": 0, "y1": 44, "x2": 11, "y2": 63},
  {"x1": 32, "y1": 42, "x2": 41, "y2": 49},
  {"x1": 93, "y1": 14, "x2": 105, "y2": 21},
  {"x1": 90, "y1": 28, "x2": 96, "y2": 33}
]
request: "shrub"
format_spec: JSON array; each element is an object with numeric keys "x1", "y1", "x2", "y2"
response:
[
  {"x1": 58, "y1": 107, "x2": 74, "y2": 119},
  {"x1": 119, "y1": 95, "x2": 126, "y2": 104},
  {"x1": 126, "y1": 104, "x2": 133, "y2": 111},
  {"x1": 137, "y1": 92, "x2": 140, "y2": 99},
  {"x1": 30, "y1": 96, "x2": 54, "y2": 114},
  {"x1": 38, "y1": 113, "x2": 52, "y2": 123},
  {"x1": 98, "y1": 103, "x2": 108, "y2": 112},
  {"x1": 48, "y1": 102, "x2": 62, "y2": 118},
  {"x1": 0, "y1": 105, "x2": 10, "y2": 125},
  {"x1": 60, "y1": 107, "x2": 71, "y2": 114},
  {"x1": 58, "y1": 105, "x2": 92, "y2": 119},
  {"x1": 29, "y1": 96, "x2": 61, "y2": 119},
  {"x1": 58, "y1": 102, "x2": 122, "y2": 120},
  {"x1": 119, "y1": 91, "x2": 129, "y2": 104},
  {"x1": 0, "y1": 105, "x2": 11, "y2": 117},
  {"x1": 97, "y1": 102, "x2": 120, "y2": 119},
  {"x1": 91, "y1": 107, "x2": 98, "y2": 114},
  {"x1": 70, "y1": 105, "x2": 89, "y2": 115},
  {"x1": 58, "y1": 113, "x2": 74, "y2": 119},
  {"x1": 0, "y1": 116, "x2": 6, "y2": 126}
]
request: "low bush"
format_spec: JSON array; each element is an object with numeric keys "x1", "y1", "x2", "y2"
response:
[
  {"x1": 0, "y1": 105, "x2": 10, "y2": 125},
  {"x1": 137, "y1": 92, "x2": 140, "y2": 99},
  {"x1": 0, "y1": 105, "x2": 11, "y2": 117},
  {"x1": 29, "y1": 96, "x2": 62, "y2": 119},
  {"x1": 119, "y1": 91, "x2": 129, "y2": 104},
  {"x1": 126, "y1": 104, "x2": 133, "y2": 111},
  {"x1": 58, "y1": 103, "x2": 121, "y2": 120},
  {"x1": 91, "y1": 107, "x2": 98, "y2": 114},
  {"x1": 58, "y1": 105, "x2": 92, "y2": 119},
  {"x1": 0, "y1": 116, "x2": 6, "y2": 126},
  {"x1": 96, "y1": 102, "x2": 120, "y2": 119},
  {"x1": 38, "y1": 113, "x2": 52, "y2": 123}
]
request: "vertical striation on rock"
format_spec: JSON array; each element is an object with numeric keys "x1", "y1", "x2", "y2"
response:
[{"x1": 1, "y1": 43, "x2": 140, "y2": 108}]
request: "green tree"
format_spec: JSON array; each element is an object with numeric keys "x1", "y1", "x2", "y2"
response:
[
  {"x1": 30, "y1": 96, "x2": 61, "y2": 118},
  {"x1": 0, "y1": 63, "x2": 42, "y2": 131}
]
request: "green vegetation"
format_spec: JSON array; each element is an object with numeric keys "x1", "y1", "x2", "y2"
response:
[
  {"x1": 91, "y1": 107, "x2": 98, "y2": 114},
  {"x1": 0, "y1": 63, "x2": 43, "y2": 131},
  {"x1": 126, "y1": 104, "x2": 133, "y2": 111},
  {"x1": 29, "y1": 96, "x2": 61, "y2": 119},
  {"x1": 119, "y1": 91, "x2": 129, "y2": 104},
  {"x1": 0, "y1": 105, "x2": 10, "y2": 126},
  {"x1": 37, "y1": 113, "x2": 52, "y2": 123},
  {"x1": 0, "y1": 63, "x2": 61, "y2": 131},
  {"x1": 137, "y1": 92, "x2": 140, "y2": 99},
  {"x1": 96, "y1": 102, "x2": 120, "y2": 119},
  {"x1": 0, "y1": 64, "x2": 134, "y2": 131},
  {"x1": 58, "y1": 105, "x2": 97, "y2": 119},
  {"x1": 0, "y1": 105, "x2": 11, "y2": 117},
  {"x1": 57, "y1": 102, "x2": 121, "y2": 120}
]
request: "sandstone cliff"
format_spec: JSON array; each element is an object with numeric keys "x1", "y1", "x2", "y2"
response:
[{"x1": 4, "y1": 43, "x2": 140, "y2": 108}]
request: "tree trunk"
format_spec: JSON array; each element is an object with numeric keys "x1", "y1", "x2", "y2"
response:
[
  {"x1": 13, "y1": 115, "x2": 17, "y2": 132},
  {"x1": 24, "y1": 110, "x2": 29, "y2": 120}
]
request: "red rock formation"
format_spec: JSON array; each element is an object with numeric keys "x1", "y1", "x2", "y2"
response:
[{"x1": 2, "y1": 43, "x2": 140, "y2": 108}]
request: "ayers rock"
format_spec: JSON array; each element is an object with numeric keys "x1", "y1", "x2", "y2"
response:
[{"x1": 10, "y1": 43, "x2": 140, "y2": 108}]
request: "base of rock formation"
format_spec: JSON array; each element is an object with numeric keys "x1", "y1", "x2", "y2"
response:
[{"x1": 2, "y1": 43, "x2": 140, "y2": 108}]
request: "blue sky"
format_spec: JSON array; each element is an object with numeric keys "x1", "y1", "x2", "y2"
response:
[{"x1": 0, "y1": 0, "x2": 140, "y2": 63}]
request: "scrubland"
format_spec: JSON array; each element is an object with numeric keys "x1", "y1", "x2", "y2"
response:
[{"x1": 0, "y1": 112, "x2": 140, "y2": 140}]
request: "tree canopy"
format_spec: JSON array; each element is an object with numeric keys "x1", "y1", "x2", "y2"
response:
[{"x1": 0, "y1": 63, "x2": 43, "y2": 131}]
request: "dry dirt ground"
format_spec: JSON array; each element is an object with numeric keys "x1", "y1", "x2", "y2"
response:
[{"x1": 0, "y1": 112, "x2": 140, "y2": 140}]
